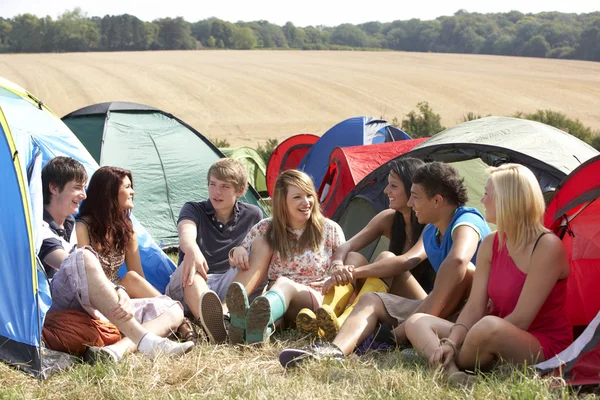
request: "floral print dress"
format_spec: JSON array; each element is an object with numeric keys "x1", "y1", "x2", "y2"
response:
[{"x1": 240, "y1": 218, "x2": 345, "y2": 292}]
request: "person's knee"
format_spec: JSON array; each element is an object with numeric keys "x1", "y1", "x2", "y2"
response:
[
  {"x1": 82, "y1": 249, "x2": 103, "y2": 275},
  {"x1": 272, "y1": 276, "x2": 295, "y2": 292},
  {"x1": 375, "y1": 251, "x2": 395, "y2": 261},
  {"x1": 404, "y1": 313, "x2": 428, "y2": 334},
  {"x1": 123, "y1": 271, "x2": 142, "y2": 281},
  {"x1": 355, "y1": 292, "x2": 383, "y2": 312},
  {"x1": 467, "y1": 315, "x2": 503, "y2": 348},
  {"x1": 165, "y1": 303, "x2": 185, "y2": 329}
]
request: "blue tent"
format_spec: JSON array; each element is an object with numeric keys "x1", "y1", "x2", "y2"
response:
[
  {"x1": 297, "y1": 117, "x2": 410, "y2": 189},
  {"x1": 0, "y1": 77, "x2": 176, "y2": 378}
]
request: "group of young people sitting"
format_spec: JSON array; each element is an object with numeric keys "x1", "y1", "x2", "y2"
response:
[{"x1": 40, "y1": 154, "x2": 572, "y2": 382}]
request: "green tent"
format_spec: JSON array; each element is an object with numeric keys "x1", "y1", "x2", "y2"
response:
[
  {"x1": 62, "y1": 102, "x2": 265, "y2": 248},
  {"x1": 333, "y1": 116, "x2": 599, "y2": 263},
  {"x1": 220, "y1": 147, "x2": 268, "y2": 197}
]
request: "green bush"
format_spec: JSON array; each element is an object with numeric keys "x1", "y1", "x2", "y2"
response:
[
  {"x1": 400, "y1": 102, "x2": 445, "y2": 138},
  {"x1": 462, "y1": 111, "x2": 490, "y2": 122},
  {"x1": 211, "y1": 137, "x2": 231, "y2": 148},
  {"x1": 256, "y1": 138, "x2": 279, "y2": 164},
  {"x1": 514, "y1": 110, "x2": 600, "y2": 149}
]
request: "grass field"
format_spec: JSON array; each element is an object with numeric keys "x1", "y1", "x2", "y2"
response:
[
  {"x1": 1, "y1": 50, "x2": 599, "y2": 146},
  {"x1": 0, "y1": 331, "x2": 592, "y2": 400}
]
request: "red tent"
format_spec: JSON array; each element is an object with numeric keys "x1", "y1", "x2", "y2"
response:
[
  {"x1": 266, "y1": 134, "x2": 319, "y2": 197},
  {"x1": 536, "y1": 155, "x2": 600, "y2": 387},
  {"x1": 318, "y1": 138, "x2": 428, "y2": 218}
]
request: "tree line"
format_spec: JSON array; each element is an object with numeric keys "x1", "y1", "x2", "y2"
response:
[{"x1": 0, "y1": 8, "x2": 599, "y2": 61}]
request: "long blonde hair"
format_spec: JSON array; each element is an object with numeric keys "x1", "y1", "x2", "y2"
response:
[
  {"x1": 488, "y1": 164, "x2": 549, "y2": 252},
  {"x1": 267, "y1": 170, "x2": 325, "y2": 261}
]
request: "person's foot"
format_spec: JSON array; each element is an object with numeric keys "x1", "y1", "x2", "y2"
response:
[
  {"x1": 279, "y1": 342, "x2": 344, "y2": 368},
  {"x1": 225, "y1": 283, "x2": 249, "y2": 345},
  {"x1": 83, "y1": 346, "x2": 121, "y2": 365},
  {"x1": 137, "y1": 334, "x2": 195, "y2": 360},
  {"x1": 199, "y1": 290, "x2": 228, "y2": 344},
  {"x1": 315, "y1": 305, "x2": 340, "y2": 342},
  {"x1": 245, "y1": 296, "x2": 272, "y2": 344},
  {"x1": 355, "y1": 323, "x2": 396, "y2": 355},
  {"x1": 296, "y1": 308, "x2": 318, "y2": 337},
  {"x1": 176, "y1": 317, "x2": 199, "y2": 343}
]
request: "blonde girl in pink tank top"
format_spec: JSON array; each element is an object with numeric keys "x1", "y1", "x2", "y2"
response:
[{"x1": 404, "y1": 163, "x2": 571, "y2": 385}]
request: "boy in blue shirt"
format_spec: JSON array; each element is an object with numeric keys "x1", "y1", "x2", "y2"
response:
[{"x1": 281, "y1": 161, "x2": 491, "y2": 366}]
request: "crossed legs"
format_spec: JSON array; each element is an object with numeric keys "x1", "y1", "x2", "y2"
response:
[{"x1": 405, "y1": 314, "x2": 545, "y2": 373}]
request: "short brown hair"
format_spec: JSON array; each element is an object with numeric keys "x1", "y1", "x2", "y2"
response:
[{"x1": 207, "y1": 158, "x2": 248, "y2": 193}]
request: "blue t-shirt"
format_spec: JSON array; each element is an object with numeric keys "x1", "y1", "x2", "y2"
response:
[{"x1": 423, "y1": 206, "x2": 491, "y2": 272}]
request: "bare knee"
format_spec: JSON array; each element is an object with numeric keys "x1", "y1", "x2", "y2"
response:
[
  {"x1": 123, "y1": 271, "x2": 142, "y2": 281},
  {"x1": 82, "y1": 249, "x2": 103, "y2": 275},
  {"x1": 345, "y1": 251, "x2": 368, "y2": 267},
  {"x1": 165, "y1": 303, "x2": 185, "y2": 330},
  {"x1": 355, "y1": 292, "x2": 384, "y2": 312},
  {"x1": 404, "y1": 313, "x2": 428, "y2": 336},
  {"x1": 466, "y1": 315, "x2": 503, "y2": 348},
  {"x1": 375, "y1": 251, "x2": 395, "y2": 261},
  {"x1": 271, "y1": 276, "x2": 296, "y2": 292}
]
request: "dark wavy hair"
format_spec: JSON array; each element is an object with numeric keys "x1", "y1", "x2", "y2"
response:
[
  {"x1": 412, "y1": 162, "x2": 468, "y2": 206},
  {"x1": 78, "y1": 166, "x2": 134, "y2": 252},
  {"x1": 386, "y1": 158, "x2": 426, "y2": 254}
]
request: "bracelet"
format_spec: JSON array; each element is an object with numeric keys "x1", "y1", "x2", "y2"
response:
[
  {"x1": 228, "y1": 247, "x2": 237, "y2": 260},
  {"x1": 439, "y1": 338, "x2": 458, "y2": 355},
  {"x1": 329, "y1": 260, "x2": 344, "y2": 274},
  {"x1": 115, "y1": 285, "x2": 127, "y2": 294},
  {"x1": 450, "y1": 323, "x2": 469, "y2": 335}
]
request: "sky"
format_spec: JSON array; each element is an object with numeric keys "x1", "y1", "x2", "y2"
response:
[{"x1": 0, "y1": 0, "x2": 597, "y2": 27}]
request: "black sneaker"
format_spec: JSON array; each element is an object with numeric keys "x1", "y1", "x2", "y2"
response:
[{"x1": 279, "y1": 342, "x2": 344, "y2": 368}]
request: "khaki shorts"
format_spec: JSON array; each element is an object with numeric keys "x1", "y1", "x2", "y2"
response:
[{"x1": 374, "y1": 293, "x2": 463, "y2": 326}]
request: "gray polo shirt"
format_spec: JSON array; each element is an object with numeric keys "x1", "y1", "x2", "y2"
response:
[{"x1": 177, "y1": 200, "x2": 262, "y2": 274}]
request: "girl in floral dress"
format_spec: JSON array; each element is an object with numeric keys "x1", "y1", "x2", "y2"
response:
[{"x1": 227, "y1": 169, "x2": 345, "y2": 344}]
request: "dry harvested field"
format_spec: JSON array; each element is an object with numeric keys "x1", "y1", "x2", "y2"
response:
[{"x1": 1, "y1": 50, "x2": 599, "y2": 146}]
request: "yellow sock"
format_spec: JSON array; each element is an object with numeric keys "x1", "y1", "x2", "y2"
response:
[
  {"x1": 337, "y1": 277, "x2": 388, "y2": 325},
  {"x1": 322, "y1": 283, "x2": 354, "y2": 316}
]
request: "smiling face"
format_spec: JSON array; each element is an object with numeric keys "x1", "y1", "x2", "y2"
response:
[
  {"x1": 50, "y1": 179, "x2": 87, "y2": 217},
  {"x1": 208, "y1": 175, "x2": 242, "y2": 213},
  {"x1": 118, "y1": 176, "x2": 135, "y2": 211},
  {"x1": 481, "y1": 178, "x2": 496, "y2": 224},
  {"x1": 285, "y1": 184, "x2": 314, "y2": 228},
  {"x1": 384, "y1": 171, "x2": 410, "y2": 212},
  {"x1": 407, "y1": 183, "x2": 437, "y2": 225}
]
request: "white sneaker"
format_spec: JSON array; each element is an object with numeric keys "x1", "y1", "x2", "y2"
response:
[{"x1": 138, "y1": 334, "x2": 194, "y2": 360}]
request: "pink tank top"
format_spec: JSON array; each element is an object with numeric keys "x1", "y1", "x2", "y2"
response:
[{"x1": 488, "y1": 234, "x2": 572, "y2": 359}]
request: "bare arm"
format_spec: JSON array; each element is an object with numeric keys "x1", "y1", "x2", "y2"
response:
[
  {"x1": 75, "y1": 221, "x2": 91, "y2": 247},
  {"x1": 42, "y1": 249, "x2": 69, "y2": 270},
  {"x1": 393, "y1": 225, "x2": 481, "y2": 342},
  {"x1": 124, "y1": 233, "x2": 144, "y2": 277},
  {"x1": 331, "y1": 209, "x2": 395, "y2": 265},
  {"x1": 178, "y1": 219, "x2": 208, "y2": 284},
  {"x1": 447, "y1": 234, "x2": 494, "y2": 346},
  {"x1": 352, "y1": 233, "x2": 428, "y2": 279},
  {"x1": 504, "y1": 234, "x2": 569, "y2": 330}
]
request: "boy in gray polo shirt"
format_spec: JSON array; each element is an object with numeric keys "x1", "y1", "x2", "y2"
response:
[{"x1": 165, "y1": 158, "x2": 262, "y2": 343}]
